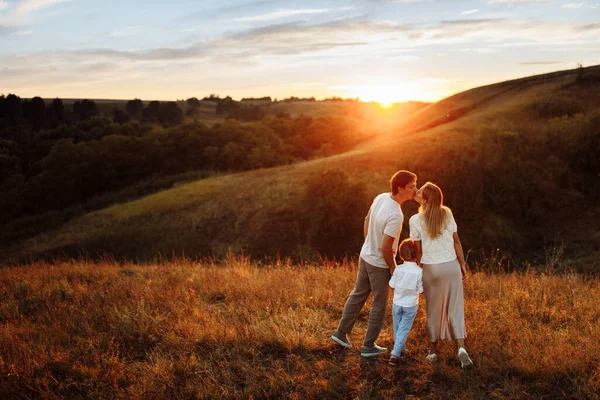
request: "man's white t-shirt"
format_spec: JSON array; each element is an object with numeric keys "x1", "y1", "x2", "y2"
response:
[
  {"x1": 409, "y1": 210, "x2": 457, "y2": 264},
  {"x1": 389, "y1": 261, "x2": 423, "y2": 307},
  {"x1": 360, "y1": 193, "x2": 404, "y2": 269}
]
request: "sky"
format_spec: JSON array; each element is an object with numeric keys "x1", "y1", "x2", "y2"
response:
[{"x1": 0, "y1": 0, "x2": 599, "y2": 103}]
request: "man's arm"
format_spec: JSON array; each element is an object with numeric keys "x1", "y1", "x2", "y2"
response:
[
  {"x1": 363, "y1": 209, "x2": 371, "y2": 239},
  {"x1": 381, "y1": 234, "x2": 396, "y2": 276}
]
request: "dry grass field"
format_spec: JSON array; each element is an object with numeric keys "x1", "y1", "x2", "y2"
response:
[{"x1": 1, "y1": 256, "x2": 599, "y2": 399}]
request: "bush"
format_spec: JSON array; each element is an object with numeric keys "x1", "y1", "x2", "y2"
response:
[
  {"x1": 302, "y1": 170, "x2": 369, "y2": 259},
  {"x1": 530, "y1": 97, "x2": 582, "y2": 119}
]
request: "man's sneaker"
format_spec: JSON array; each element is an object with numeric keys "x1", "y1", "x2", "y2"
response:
[
  {"x1": 360, "y1": 343, "x2": 387, "y2": 357},
  {"x1": 425, "y1": 352, "x2": 438, "y2": 363},
  {"x1": 330, "y1": 332, "x2": 352, "y2": 348},
  {"x1": 458, "y1": 347, "x2": 474, "y2": 369},
  {"x1": 389, "y1": 355, "x2": 400, "y2": 366}
]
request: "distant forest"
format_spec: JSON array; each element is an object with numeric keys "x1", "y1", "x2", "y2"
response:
[{"x1": 0, "y1": 94, "x2": 375, "y2": 223}]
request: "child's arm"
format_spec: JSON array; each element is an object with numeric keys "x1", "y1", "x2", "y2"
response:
[{"x1": 389, "y1": 270, "x2": 396, "y2": 288}]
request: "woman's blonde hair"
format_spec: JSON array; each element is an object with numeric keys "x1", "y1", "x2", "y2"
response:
[{"x1": 419, "y1": 182, "x2": 451, "y2": 239}]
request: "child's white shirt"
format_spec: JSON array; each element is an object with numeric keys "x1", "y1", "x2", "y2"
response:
[{"x1": 389, "y1": 261, "x2": 423, "y2": 307}]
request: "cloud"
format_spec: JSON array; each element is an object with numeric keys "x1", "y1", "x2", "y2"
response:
[
  {"x1": 227, "y1": 17, "x2": 409, "y2": 41},
  {"x1": 370, "y1": 0, "x2": 432, "y2": 3},
  {"x1": 486, "y1": 0, "x2": 549, "y2": 4},
  {"x1": 520, "y1": 61, "x2": 563, "y2": 64},
  {"x1": 574, "y1": 22, "x2": 600, "y2": 31},
  {"x1": 562, "y1": 2, "x2": 585, "y2": 7},
  {"x1": 13, "y1": 0, "x2": 73, "y2": 18},
  {"x1": 109, "y1": 26, "x2": 139, "y2": 38},
  {"x1": 459, "y1": 47, "x2": 501, "y2": 54},
  {"x1": 178, "y1": 0, "x2": 280, "y2": 22},
  {"x1": 432, "y1": 18, "x2": 508, "y2": 39},
  {"x1": 0, "y1": 25, "x2": 15, "y2": 37},
  {"x1": 492, "y1": 41, "x2": 541, "y2": 47},
  {"x1": 75, "y1": 44, "x2": 208, "y2": 61},
  {"x1": 461, "y1": 9, "x2": 480, "y2": 15},
  {"x1": 3, "y1": 15, "x2": 599, "y2": 69},
  {"x1": 440, "y1": 18, "x2": 504, "y2": 26},
  {"x1": 233, "y1": 8, "x2": 330, "y2": 22},
  {"x1": 295, "y1": 82, "x2": 326, "y2": 87},
  {"x1": 0, "y1": 0, "x2": 74, "y2": 26},
  {"x1": 14, "y1": 30, "x2": 33, "y2": 35}
]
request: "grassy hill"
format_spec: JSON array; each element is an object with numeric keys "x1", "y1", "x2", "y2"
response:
[
  {"x1": 5, "y1": 66, "x2": 600, "y2": 268},
  {"x1": 1, "y1": 257, "x2": 599, "y2": 398}
]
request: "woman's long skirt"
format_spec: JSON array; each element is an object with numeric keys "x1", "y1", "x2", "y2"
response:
[{"x1": 422, "y1": 258, "x2": 466, "y2": 341}]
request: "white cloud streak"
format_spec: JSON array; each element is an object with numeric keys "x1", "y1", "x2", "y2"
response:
[
  {"x1": 234, "y1": 8, "x2": 329, "y2": 22},
  {"x1": 109, "y1": 26, "x2": 139, "y2": 37},
  {"x1": 0, "y1": 0, "x2": 74, "y2": 26},
  {"x1": 459, "y1": 47, "x2": 501, "y2": 54},
  {"x1": 486, "y1": 0, "x2": 549, "y2": 4},
  {"x1": 562, "y1": 2, "x2": 584, "y2": 7},
  {"x1": 13, "y1": 0, "x2": 73, "y2": 18},
  {"x1": 520, "y1": 61, "x2": 563, "y2": 64},
  {"x1": 461, "y1": 9, "x2": 480, "y2": 15},
  {"x1": 372, "y1": 0, "x2": 432, "y2": 3}
]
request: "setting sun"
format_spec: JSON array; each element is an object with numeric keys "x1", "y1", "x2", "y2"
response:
[{"x1": 351, "y1": 83, "x2": 422, "y2": 107}]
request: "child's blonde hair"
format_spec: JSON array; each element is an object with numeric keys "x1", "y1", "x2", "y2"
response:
[{"x1": 399, "y1": 239, "x2": 417, "y2": 262}]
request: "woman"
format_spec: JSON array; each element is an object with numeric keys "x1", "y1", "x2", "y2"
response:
[{"x1": 409, "y1": 182, "x2": 473, "y2": 369}]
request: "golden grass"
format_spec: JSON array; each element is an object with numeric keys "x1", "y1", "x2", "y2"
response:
[{"x1": 1, "y1": 257, "x2": 599, "y2": 399}]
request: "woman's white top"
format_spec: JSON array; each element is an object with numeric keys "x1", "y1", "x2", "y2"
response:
[
  {"x1": 409, "y1": 210, "x2": 457, "y2": 264},
  {"x1": 389, "y1": 261, "x2": 423, "y2": 307}
]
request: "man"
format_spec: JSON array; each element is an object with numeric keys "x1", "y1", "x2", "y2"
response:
[{"x1": 331, "y1": 170, "x2": 417, "y2": 357}]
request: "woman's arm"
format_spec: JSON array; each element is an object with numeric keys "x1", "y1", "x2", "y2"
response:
[
  {"x1": 453, "y1": 232, "x2": 467, "y2": 277},
  {"x1": 414, "y1": 240, "x2": 422, "y2": 267}
]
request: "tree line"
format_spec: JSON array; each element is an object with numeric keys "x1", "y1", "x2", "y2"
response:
[{"x1": 0, "y1": 94, "x2": 373, "y2": 223}]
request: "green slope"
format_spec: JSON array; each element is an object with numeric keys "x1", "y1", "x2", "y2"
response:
[{"x1": 5, "y1": 66, "x2": 600, "y2": 269}]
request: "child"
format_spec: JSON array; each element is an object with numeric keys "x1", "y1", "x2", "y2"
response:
[{"x1": 388, "y1": 239, "x2": 423, "y2": 366}]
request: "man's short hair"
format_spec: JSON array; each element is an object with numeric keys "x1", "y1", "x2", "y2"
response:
[{"x1": 390, "y1": 170, "x2": 417, "y2": 195}]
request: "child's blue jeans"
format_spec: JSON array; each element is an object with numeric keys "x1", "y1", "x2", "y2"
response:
[{"x1": 391, "y1": 303, "x2": 418, "y2": 357}]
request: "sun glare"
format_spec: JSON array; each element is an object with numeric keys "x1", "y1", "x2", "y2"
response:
[{"x1": 352, "y1": 83, "x2": 421, "y2": 107}]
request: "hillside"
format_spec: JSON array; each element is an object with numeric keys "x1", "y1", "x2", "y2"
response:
[
  {"x1": 53, "y1": 97, "x2": 428, "y2": 128},
  {"x1": 3, "y1": 66, "x2": 600, "y2": 268},
  {"x1": 1, "y1": 258, "x2": 599, "y2": 398}
]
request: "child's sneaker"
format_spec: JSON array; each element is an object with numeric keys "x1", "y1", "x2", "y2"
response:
[
  {"x1": 389, "y1": 355, "x2": 400, "y2": 366},
  {"x1": 458, "y1": 347, "x2": 474, "y2": 369},
  {"x1": 425, "y1": 352, "x2": 438, "y2": 363}
]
